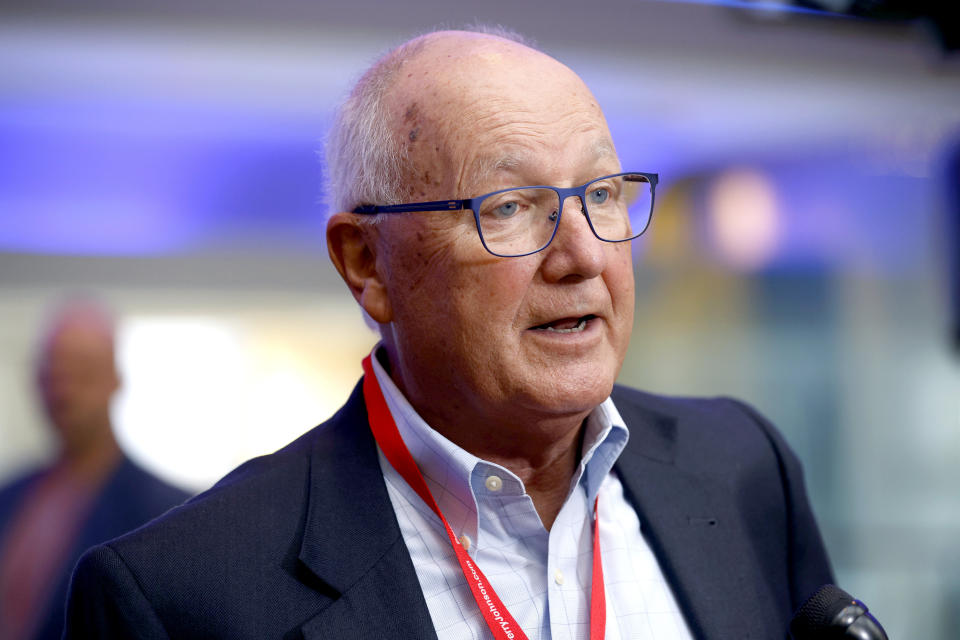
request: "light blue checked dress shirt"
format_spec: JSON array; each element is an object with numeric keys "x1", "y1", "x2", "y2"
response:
[{"x1": 371, "y1": 354, "x2": 694, "y2": 640}]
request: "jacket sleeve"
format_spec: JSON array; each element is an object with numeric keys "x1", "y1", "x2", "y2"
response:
[
  {"x1": 63, "y1": 544, "x2": 170, "y2": 639},
  {"x1": 729, "y1": 398, "x2": 835, "y2": 610}
]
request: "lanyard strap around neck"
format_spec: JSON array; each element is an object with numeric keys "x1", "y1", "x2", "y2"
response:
[{"x1": 361, "y1": 354, "x2": 606, "y2": 640}]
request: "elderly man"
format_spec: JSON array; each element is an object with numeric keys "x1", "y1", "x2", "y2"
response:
[{"x1": 64, "y1": 30, "x2": 832, "y2": 639}]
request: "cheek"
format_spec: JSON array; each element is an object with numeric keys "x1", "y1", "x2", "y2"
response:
[
  {"x1": 608, "y1": 249, "x2": 636, "y2": 326},
  {"x1": 383, "y1": 228, "x2": 469, "y2": 332},
  {"x1": 440, "y1": 260, "x2": 529, "y2": 333},
  {"x1": 481, "y1": 262, "x2": 536, "y2": 316},
  {"x1": 382, "y1": 217, "x2": 455, "y2": 291},
  {"x1": 382, "y1": 213, "x2": 537, "y2": 338},
  {"x1": 399, "y1": 255, "x2": 531, "y2": 351}
]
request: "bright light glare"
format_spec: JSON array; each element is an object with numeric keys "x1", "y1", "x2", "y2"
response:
[
  {"x1": 706, "y1": 168, "x2": 781, "y2": 270},
  {"x1": 113, "y1": 314, "x2": 372, "y2": 491}
]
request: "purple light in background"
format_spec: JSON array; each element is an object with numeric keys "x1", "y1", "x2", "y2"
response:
[
  {"x1": 688, "y1": 154, "x2": 933, "y2": 274},
  {"x1": 0, "y1": 94, "x2": 935, "y2": 271},
  {"x1": 0, "y1": 127, "x2": 197, "y2": 255},
  {"x1": 767, "y1": 158, "x2": 930, "y2": 272},
  {"x1": 0, "y1": 194, "x2": 192, "y2": 255},
  {"x1": 0, "y1": 98, "x2": 328, "y2": 256}
]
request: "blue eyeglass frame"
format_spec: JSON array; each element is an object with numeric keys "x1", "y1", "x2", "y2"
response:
[{"x1": 351, "y1": 171, "x2": 659, "y2": 258}]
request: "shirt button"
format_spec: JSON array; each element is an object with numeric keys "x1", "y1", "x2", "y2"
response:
[
  {"x1": 554, "y1": 569, "x2": 565, "y2": 585},
  {"x1": 458, "y1": 534, "x2": 471, "y2": 550},
  {"x1": 485, "y1": 475, "x2": 503, "y2": 492}
]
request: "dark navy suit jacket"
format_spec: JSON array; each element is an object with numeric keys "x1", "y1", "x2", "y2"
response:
[
  {"x1": 0, "y1": 456, "x2": 189, "y2": 640},
  {"x1": 64, "y1": 382, "x2": 832, "y2": 639}
]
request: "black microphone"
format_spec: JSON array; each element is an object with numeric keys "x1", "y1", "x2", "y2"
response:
[{"x1": 789, "y1": 584, "x2": 889, "y2": 639}]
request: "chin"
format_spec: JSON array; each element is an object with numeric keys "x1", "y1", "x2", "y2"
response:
[{"x1": 519, "y1": 366, "x2": 616, "y2": 416}]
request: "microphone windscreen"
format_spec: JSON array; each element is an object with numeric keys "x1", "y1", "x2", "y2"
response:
[{"x1": 790, "y1": 584, "x2": 855, "y2": 637}]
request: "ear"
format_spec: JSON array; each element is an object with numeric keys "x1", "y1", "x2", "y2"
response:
[{"x1": 326, "y1": 213, "x2": 393, "y2": 324}]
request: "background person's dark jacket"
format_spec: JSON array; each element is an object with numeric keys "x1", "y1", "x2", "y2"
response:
[{"x1": 0, "y1": 456, "x2": 189, "y2": 640}]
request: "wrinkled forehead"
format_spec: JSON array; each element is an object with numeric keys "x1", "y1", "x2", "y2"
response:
[
  {"x1": 386, "y1": 35, "x2": 613, "y2": 186},
  {"x1": 392, "y1": 36, "x2": 603, "y2": 125}
]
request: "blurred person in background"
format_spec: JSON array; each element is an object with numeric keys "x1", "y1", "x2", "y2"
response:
[
  {"x1": 63, "y1": 29, "x2": 832, "y2": 639},
  {"x1": 0, "y1": 298, "x2": 189, "y2": 640}
]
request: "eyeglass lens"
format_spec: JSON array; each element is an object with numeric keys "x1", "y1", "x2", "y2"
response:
[{"x1": 475, "y1": 173, "x2": 653, "y2": 257}]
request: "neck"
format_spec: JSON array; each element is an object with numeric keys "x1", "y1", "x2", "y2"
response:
[
  {"x1": 56, "y1": 423, "x2": 122, "y2": 484},
  {"x1": 481, "y1": 422, "x2": 586, "y2": 530},
  {"x1": 376, "y1": 345, "x2": 590, "y2": 530},
  {"x1": 420, "y1": 404, "x2": 588, "y2": 530}
]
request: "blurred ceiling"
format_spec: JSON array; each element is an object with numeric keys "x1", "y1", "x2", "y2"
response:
[{"x1": 1, "y1": 0, "x2": 959, "y2": 259}]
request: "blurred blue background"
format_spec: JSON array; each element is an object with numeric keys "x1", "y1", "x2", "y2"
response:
[{"x1": 1, "y1": 1, "x2": 958, "y2": 637}]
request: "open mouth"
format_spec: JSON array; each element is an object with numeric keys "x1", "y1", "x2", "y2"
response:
[{"x1": 530, "y1": 314, "x2": 597, "y2": 334}]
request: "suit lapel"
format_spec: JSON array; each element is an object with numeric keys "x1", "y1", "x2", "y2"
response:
[
  {"x1": 296, "y1": 382, "x2": 438, "y2": 640},
  {"x1": 291, "y1": 382, "x2": 782, "y2": 639},
  {"x1": 613, "y1": 389, "x2": 780, "y2": 640}
]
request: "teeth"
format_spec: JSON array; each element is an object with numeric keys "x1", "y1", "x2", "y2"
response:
[{"x1": 543, "y1": 318, "x2": 587, "y2": 333}]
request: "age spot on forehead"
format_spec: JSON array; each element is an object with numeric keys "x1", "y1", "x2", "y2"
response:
[
  {"x1": 404, "y1": 102, "x2": 419, "y2": 122},
  {"x1": 404, "y1": 102, "x2": 421, "y2": 144}
]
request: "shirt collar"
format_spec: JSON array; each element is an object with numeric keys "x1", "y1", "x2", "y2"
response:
[
  {"x1": 369, "y1": 345, "x2": 629, "y2": 528},
  {"x1": 371, "y1": 348, "x2": 479, "y2": 527},
  {"x1": 579, "y1": 397, "x2": 629, "y2": 500}
]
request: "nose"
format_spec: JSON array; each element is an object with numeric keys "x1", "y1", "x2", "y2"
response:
[{"x1": 538, "y1": 194, "x2": 607, "y2": 282}]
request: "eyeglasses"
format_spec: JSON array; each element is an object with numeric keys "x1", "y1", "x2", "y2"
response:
[{"x1": 352, "y1": 171, "x2": 658, "y2": 257}]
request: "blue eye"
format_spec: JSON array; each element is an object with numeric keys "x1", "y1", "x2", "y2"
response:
[
  {"x1": 493, "y1": 201, "x2": 519, "y2": 218},
  {"x1": 587, "y1": 188, "x2": 610, "y2": 205}
]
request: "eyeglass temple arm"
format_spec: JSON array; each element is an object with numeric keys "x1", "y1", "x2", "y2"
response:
[{"x1": 352, "y1": 200, "x2": 469, "y2": 215}]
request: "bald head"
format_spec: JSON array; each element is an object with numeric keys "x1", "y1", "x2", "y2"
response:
[
  {"x1": 386, "y1": 32, "x2": 611, "y2": 199},
  {"x1": 386, "y1": 29, "x2": 595, "y2": 124},
  {"x1": 35, "y1": 300, "x2": 119, "y2": 455},
  {"x1": 326, "y1": 29, "x2": 615, "y2": 214}
]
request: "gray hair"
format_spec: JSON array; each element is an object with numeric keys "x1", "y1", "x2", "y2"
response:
[{"x1": 324, "y1": 25, "x2": 535, "y2": 218}]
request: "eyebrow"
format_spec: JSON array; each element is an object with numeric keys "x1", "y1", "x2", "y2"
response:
[
  {"x1": 591, "y1": 139, "x2": 617, "y2": 162},
  {"x1": 471, "y1": 154, "x2": 521, "y2": 183},
  {"x1": 473, "y1": 138, "x2": 618, "y2": 187}
]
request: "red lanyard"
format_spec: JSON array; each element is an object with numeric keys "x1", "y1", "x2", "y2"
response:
[{"x1": 361, "y1": 354, "x2": 606, "y2": 640}]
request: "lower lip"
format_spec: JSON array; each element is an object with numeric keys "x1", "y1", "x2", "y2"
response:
[{"x1": 526, "y1": 316, "x2": 602, "y2": 345}]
